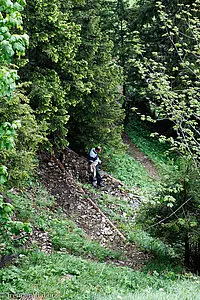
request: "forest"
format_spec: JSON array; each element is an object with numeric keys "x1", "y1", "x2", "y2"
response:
[{"x1": 0, "y1": 0, "x2": 200, "y2": 299}]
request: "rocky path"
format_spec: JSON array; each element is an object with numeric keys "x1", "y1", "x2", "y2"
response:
[{"x1": 38, "y1": 149, "x2": 149, "y2": 269}]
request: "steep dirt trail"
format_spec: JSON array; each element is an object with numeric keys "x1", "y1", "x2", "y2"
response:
[
  {"x1": 38, "y1": 149, "x2": 149, "y2": 269},
  {"x1": 122, "y1": 132, "x2": 159, "y2": 179}
]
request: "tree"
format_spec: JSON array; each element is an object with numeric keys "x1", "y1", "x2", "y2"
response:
[
  {"x1": 130, "y1": 0, "x2": 200, "y2": 269},
  {"x1": 100, "y1": 0, "x2": 130, "y2": 67},
  {"x1": 137, "y1": 157, "x2": 200, "y2": 269},
  {"x1": 66, "y1": 0, "x2": 125, "y2": 153},
  {"x1": 0, "y1": 0, "x2": 42, "y2": 187},
  {"x1": 0, "y1": 0, "x2": 24, "y2": 184},
  {"x1": 127, "y1": 0, "x2": 200, "y2": 163},
  {"x1": 20, "y1": 0, "x2": 125, "y2": 154},
  {"x1": 20, "y1": 0, "x2": 85, "y2": 149},
  {"x1": 0, "y1": 0, "x2": 32, "y2": 261}
]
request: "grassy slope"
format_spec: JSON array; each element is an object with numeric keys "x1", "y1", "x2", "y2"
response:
[
  {"x1": 125, "y1": 119, "x2": 173, "y2": 165},
  {"x1": 1, "y1": 120, "x2": 199, "y2": 299},
  {"x1": 1, "y1": 251, "x2": 200, "y2": 300},
  {"x1": 105, "y1": 119, "x2": 177, "y2": 199},
  {"x1": 1, "y1": 183, "x2": 199, "y2": 299},
  {"x1": 105, "y1": 151, "x2": 155, "y2": 190}
]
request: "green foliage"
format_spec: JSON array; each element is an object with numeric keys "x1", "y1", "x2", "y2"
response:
[
  {"x1": 1, "y1": 250, "x2": 199, "y2": 299},
  {"x1": 128, "y1": 229, "x2": 177, "y2": 259},
  {"x1": 67, "y1": 0, "x2": 125, "y2": 152},
  {"x1": 0, "y1": 194, "x2": 32, "y2": 257},
  {"x1": 0, "y1": 121, "x2": 20, "y2": 185},
  {"x1": 50, "y1": 219, "x2": 121, "y2": 262},
  {"x1": 123, "y1": 1, "x2": 200, "y2": 270},
  {"x1": 0, "y1": 0, "x2": 42, "y2": 188},
  {"x1": 0, "y1": 67, "x2": 19, "y2": 99},
  {"x1": 0, "y1": 90, "x2": 45, "y2": 187},
  {"x1": 127, "y1": 0, "x2": 200, "y2": 162},
  {"x1": 100, "y1": 0, "x2": 131, "y2": 67},
  {"x1": 15, "y1": 0, "x2": 126, "y2": 152},
  {"x1": 0, "y1": 0, "x2": 28, "y2": 99},
  {"x1": 28, "y1": 70, "x2": 68, "y2": 149},
  {"x1": 0, "y1": 0, "x2": 26, "y2": 185},
  {"x1": 0, "y1": 0, "x2": 40, "y2": 266},
  {"x1": 13, "y1": 0, "x2": 126, "y2": 153},
  {"x1": 136, "y1": 157, "x2": 200, "y2": 268},
  {"x1": 20, "y1": 0, "x2": 85, "y2": 149}
]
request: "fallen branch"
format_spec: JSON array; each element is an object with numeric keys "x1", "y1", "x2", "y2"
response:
[
  {"x1": 103, "y1": 172, "x2": 125, "y2": 186},
  {"x1": 84, "y1": 194, "x2": 127, "y2": 241},
  {"x1": 13, "y1": 234, "x2": 28, "y2": 241}
]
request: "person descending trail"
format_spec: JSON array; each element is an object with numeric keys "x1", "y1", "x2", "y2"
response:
[{"x1": 88, "y1": 146, "x2": 104, "y2": 187}]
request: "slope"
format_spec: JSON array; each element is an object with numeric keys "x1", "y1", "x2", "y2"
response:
[{"x1": 38, "y1": 148, "x2": 149, "y2": 269}]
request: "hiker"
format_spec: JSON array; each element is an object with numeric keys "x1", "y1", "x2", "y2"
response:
[{"x1": 88, "y1": 146, "x2": 104, "y2": 187}]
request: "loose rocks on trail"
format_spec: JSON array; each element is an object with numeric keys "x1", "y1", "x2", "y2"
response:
[{"x1": 37, "y1": 148, "x2": 150, "y2": 268}]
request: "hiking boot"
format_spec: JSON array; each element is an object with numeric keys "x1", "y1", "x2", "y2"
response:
[{"x1": 98, "y1": 182, "x2": 104, "y2": 187}]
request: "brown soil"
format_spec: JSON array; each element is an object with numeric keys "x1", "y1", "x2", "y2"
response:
[{"x1": 37, "y1": 148, "x2": 150, "y2": 269}]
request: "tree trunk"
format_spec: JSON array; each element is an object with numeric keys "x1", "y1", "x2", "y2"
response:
[{"x1": 184, "y1": 233, "x2": 190, "y2": 266}]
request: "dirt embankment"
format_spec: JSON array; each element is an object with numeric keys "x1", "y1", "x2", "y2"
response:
[{"x1": 37, "y1": 148, "x2": 149, "y2": 269}]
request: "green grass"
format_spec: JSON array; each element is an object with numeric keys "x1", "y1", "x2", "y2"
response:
[
  {"x1": 1, "y1": 251, "x2": 200, "y2": 300},
  {"x1": 125, "y1": 119, "x2": 175, "y2": 165},
  {"x1": 104, "y1": 118, "x2": 178, "y2": 203},
  {"x1": 104, "y1": 117, "x2": 174, "y2": 188},
  {"x1": 105, "y1": 152, "x2": 156, "y2": 189},
  {"x1": 50, "y1": 219, "x2": 121, "y2": 261},
  {"x1": 6, "y1": 186, "x2": 122, "y2": 262},
  {"x1": 1, "y1": 120, "x2": 199, "y2": 299},
  {"x1": 1, "y1": 180, "x2": 199, "y2": 299},
  {"x1": 104, "y1": 149, "x2": 164, "y2": 204}
]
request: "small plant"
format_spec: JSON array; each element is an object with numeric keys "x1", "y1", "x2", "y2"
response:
[{"x1": 0, "y1": 194, "x2": 32, "y2": 258}]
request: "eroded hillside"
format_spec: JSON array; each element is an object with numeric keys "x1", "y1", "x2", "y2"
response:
[{"x1": 38, "y1": 148, "x2": 149, "y2": 268}]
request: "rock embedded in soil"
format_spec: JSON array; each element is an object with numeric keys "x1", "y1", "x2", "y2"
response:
[{"x1": 37, "y1": 149, "x2": 150, "y2": 268}]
